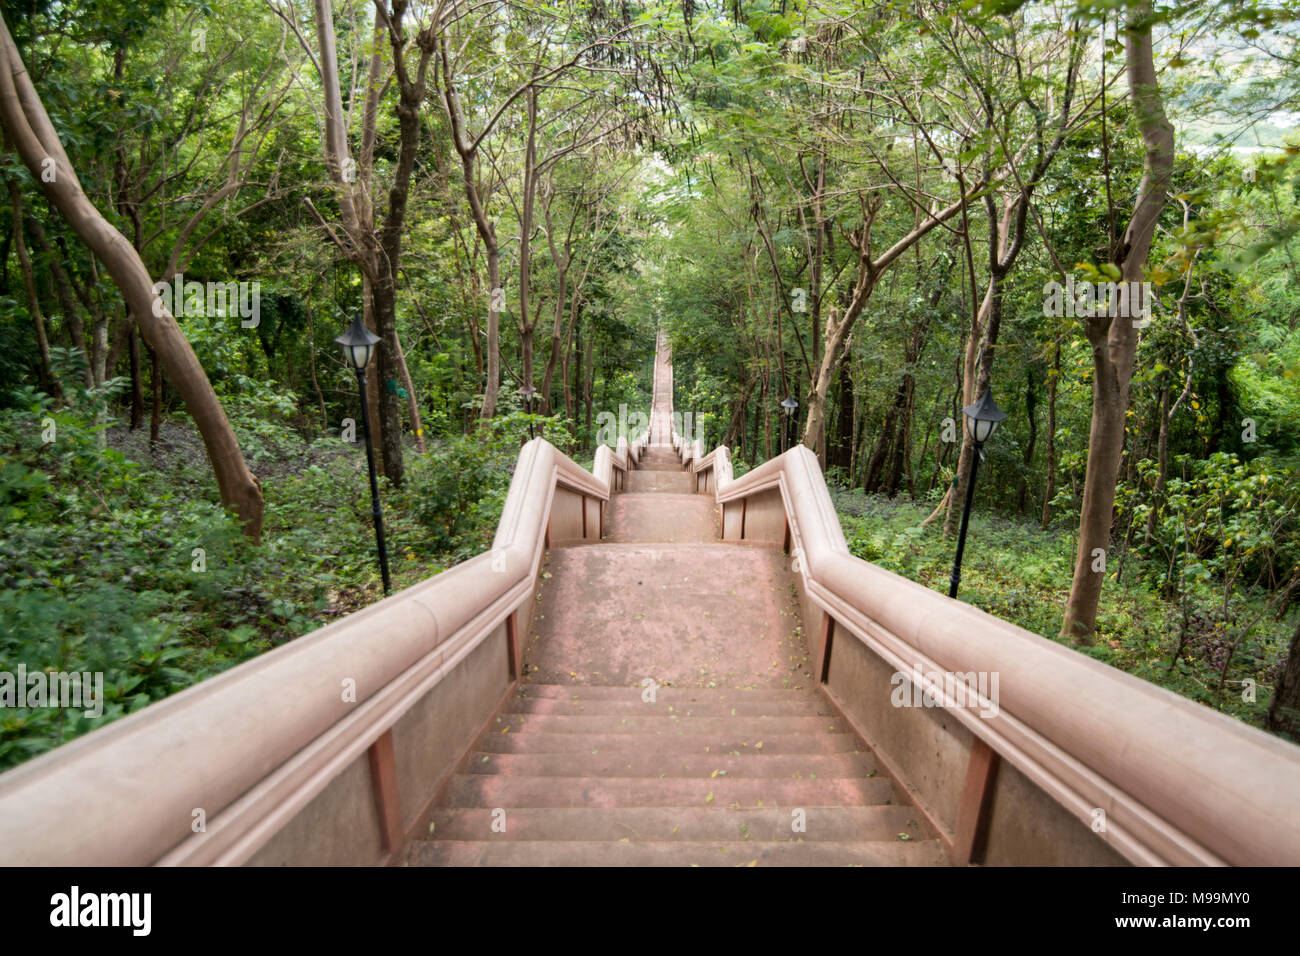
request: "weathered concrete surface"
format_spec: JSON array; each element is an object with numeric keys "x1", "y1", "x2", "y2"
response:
[
  {"x1": 408, "y1": 332, "x2": 946, "y2": 867},
  {"x1": 625, "y1": 469, "x2": 695, "y2": 494},
  {"x1": 408, "y1": 838, "x2": 947, "y2": 866},
  {"x1": 523, "y1": 543, "x2": 810, "y2": 690},
  {"x1": 422, "y1": 805, "x2": 919, "y2": 842},
  {"x1": 605, "y1": 493, "x2": 719, "y2": 543}
]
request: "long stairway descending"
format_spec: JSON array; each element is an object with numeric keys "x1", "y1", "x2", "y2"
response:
[{"x1": 406, "y1": 334, "x2": 946, "y2": 866}]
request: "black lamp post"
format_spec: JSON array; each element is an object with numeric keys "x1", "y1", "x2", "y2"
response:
[
  {"x1": 948, "y1": 389, "x2": 1006, "y2": 599},
  {"x1": 780, "y1": 396, "x2": 799, "y2": 453},
  {"x1": 520, "y1": 384, "x2": 538, "y2": 441},
  {"x1": 335, "y1": 314, "x2": 391, "y2": 595}
]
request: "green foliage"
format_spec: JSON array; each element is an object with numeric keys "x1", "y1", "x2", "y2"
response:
[{"x1": 833, "y1": 484, "x2": 1295, "y2": 731}]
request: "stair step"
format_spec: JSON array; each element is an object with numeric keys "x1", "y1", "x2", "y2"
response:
[
  {"x1": 506, "y1": 695, "x2": 831, "y2": 717},
  {"x1": 405, "y1": 838, "x2": 948, "y2": 867},
  {"x1": 422, "y1": 805, "x2": 920, "y2": 842},
  {"x1": 473, "y1": 731, "x2": 866, "y2": 756},
  {"x1": 513, "y1": 684, "x2": 821, "y2": 702},
  {"x1": 487, "y1": 713, "x2": 845, "y2": 735},
  {"x1": 525, "y1": 544, "x2": 808, "y2": 689},
  {"x1": 440, "y1": 774, "x2": 896, "y2": 808},
  {"x1": 605, "y1": 492, "x2": 717, "y2": 543},
  {"x1": 626, "y1": 470, "x2": 695, "y2": 493},
  {"x1": 466, "y1": 751, "x2": 876, "y2": 778}
]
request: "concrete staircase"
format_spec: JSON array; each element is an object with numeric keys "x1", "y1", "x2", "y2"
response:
[{"x1": 405, "y1": 439, "x2": 946, "y2": 866}]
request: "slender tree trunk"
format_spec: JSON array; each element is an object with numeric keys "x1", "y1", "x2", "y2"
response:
[
  {"x1": 1146, "y1": 381, "x2": 1170, "y2": 541},
  {"x1": 1268, "y1": 618, "x2": 1300, "y2": 740},
  {"x1": 1018, "y1": 367, "x2": 1038, "y2": 513},
  {"x1": 8, "y1": 180, "x2": 59, "y2": 398},
  {"x1": 128, "y1": 328, "x2": 143, "y2": 428},
  {"x1": 438, "y1": 32, "x2": 501, "y2": 422},
  {"x1": 1042, "y1": 343, "x2": 1059, "y2": 529},
  {"x1": 149, "y1": 343, "x2": 161, "y2": 446},
  {"x1": 25, "y1": 212, "x2": 91, "y2": 386},
  {"x1": 1061, "y1": 0, "x2": 1174, "y2": 640},
  {"x1": 369, "y1": 6, "x2": 437, "y2": 485}
]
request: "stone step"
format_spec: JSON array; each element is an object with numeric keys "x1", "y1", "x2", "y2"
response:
[
  {"x1": 626, "y1": 470, "x2": 695, "y2": 494},
  {"x1": 421, "y1": 805, "x2": 922, "y2": 843},
  {"x1": 473, "y1": 731, "x2": 866, "y2": 756},
  {"x1": 505, "y1": 695, "x2": 832, "y2": 717},
  {"x1": 466, "y1": 750, "x2": 876, "y2": 778},
  {"x1": 512, "y1": 684, "x2": 822, "y2": 702},
  {"x1": 439, "y1": 773, "x2": 898, "y2": 808},
  {"x1": 405, "y1": 838, "x2": 948, "y2": 866},
  {"x1": 525, "y1": 544, "x2": 808, "y2": 688},
  {"x1": 487, "y1": 713, "x2": 843, "y2": 736},
  {"x1": 604, "y1": 492, "x2": 716, "y2": 543}
]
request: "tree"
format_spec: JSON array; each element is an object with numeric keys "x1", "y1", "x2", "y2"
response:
[
  {"x1": 0, "y1": 10, "x2": 265, "y2": 539},
  {"x1": 1060, "y1": 0, "x2": 1176, "y2": 641}
]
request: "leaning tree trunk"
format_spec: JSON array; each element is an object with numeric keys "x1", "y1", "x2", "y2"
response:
[
  {"x1": 0, "y1": 12, "x2": 264, "y2": 538},
  {"x1": 1061, "y1": 0, "x2": 1174, "y2": 640}
]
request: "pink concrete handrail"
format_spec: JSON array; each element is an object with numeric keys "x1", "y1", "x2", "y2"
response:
[
  {"x1": 690, "y1": 442, "x2": 1300, "y2": 866},
  {"x1": 0, "y1": 437, "x2": 628, "y2": 865}
]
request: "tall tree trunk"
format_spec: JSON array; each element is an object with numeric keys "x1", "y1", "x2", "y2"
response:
[
  {"x1": 149, "y1": 343, "x2": 161, "y2": 446},
  {"x1": 1042, "y1": 343, "x2": 1059, "y2": 529},
  {"x1": 834, "y1": 361, "x2": 853, "y2": 470},
  {"x1": 24, "y1": 212, "x2": 91, "y2": 386},
  {"x1": 1061, "y1": 0, "x2": 1174, "y2": 640},
  {"x1": 438, "y1": 31, "x2": 501, "y2": 421},
  {"x1": 8, "y1": 180, "x2": 59, "y2": 398},
  {"x1": 1268, "y1": 618, "x2": 1300, "y2": 740},
  {"x1": 128, "y1": 327, "x2": 143, "y2": 428},
  {"x1": 945, "y1": 196, "x2": 1022, "y2": 538},
  {"x1": 1017, "y1": 367, "x2": 1038, "y2": 513},
  {"x1": 516, "y1": 85, "x2": 539, "y2": 398},
  {"x1": 369, "y1": 0, "x2": 438, "y2": 485},
  {"x1": 1145, "y1": 380, "x2": 1170, "y2": 541},
  {"x1": 0, "y1": 12, "x2": 263, "y2": 536}
]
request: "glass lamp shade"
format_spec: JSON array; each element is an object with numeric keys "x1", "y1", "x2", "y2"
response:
[
  {"x1": 335, "y1": 315, "x2": 381, "y2": 371},
  {"x1": 347, "y1": 343, "x2": 374, "y2": 370},
  {"x1": 781, "y1": 396, "x2": 799, "y2": 417},
  {"x1": 962, "y1": 390, "x2": 1007, "y2": 445}
]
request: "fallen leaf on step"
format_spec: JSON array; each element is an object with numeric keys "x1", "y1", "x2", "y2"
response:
[{"x1": 705, "y1": 792, "x2": 714, "y2": 803}]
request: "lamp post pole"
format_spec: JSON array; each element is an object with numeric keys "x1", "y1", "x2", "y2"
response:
[
  {"x1": 780, "y1": 397, "x2": 799, "y2": 453},
  {"x1": 337, "y1": 314, "x2": 391, "y2": 596},
  {"x1": 520, "y1": 384, "x2": 537, "y2": 441},
  {"x1": 948, "y1": 440, "x2": 982, "y2": 599},
  {"x1": 355, "y1": 364, "x2": 391, "y2": 595},
  {"x1": 947, "y1": 389, "x2": 1006, "y2": 600}
]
